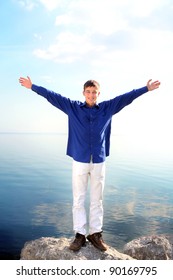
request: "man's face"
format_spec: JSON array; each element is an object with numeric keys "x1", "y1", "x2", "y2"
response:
[{"x1": 83, "y1": 86, "x2": 100, "y2": 107}]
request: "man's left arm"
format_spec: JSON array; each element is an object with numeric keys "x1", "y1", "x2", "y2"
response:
[{"x1": 106, "y1": 79, "x2": 161, "y2": 115}]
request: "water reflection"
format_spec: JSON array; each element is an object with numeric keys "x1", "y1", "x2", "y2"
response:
[
  {"x1": 103, "y1": 183, "x2": 173, "y2": 250},
  {"x1": 31, "y1": 202, "x2": 73, "y2": 237}
]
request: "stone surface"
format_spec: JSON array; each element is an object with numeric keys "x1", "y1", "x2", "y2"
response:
[
  {"x1": 20, "y1": 234, "x2": 173, "y2": 260},
  {"x1": 20, "y1": 237, "x2": 134, "y2": 260},
  {"x1": 123, "y1": 235, "x2": 173, "y2": 260}
]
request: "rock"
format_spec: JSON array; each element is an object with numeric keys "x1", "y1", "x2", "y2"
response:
[
  {"x1": 123, "y1": 235, "x2": 173, "y2": 260},
  {"x1": 20, "y1": 237, "x2": 134, "y2": 260},
  {"x1": 20, "y1": 234, "x2": 173, "y2": 260}
]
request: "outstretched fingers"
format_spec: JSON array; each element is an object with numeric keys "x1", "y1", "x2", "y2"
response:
[
  {"x1": 147, "y1": 79, "x2": 161, "y2": 91},
  {"x1": 19, "y1": 76, "x2": 32, "y2": 89}
]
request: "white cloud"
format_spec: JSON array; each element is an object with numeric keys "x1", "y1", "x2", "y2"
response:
[
  {"x1": 18, "y1": 0, "x2": 36, "y2": 10},
  {"x1": 33, "y1": 0, "x2": 173, "y2": 73},
  {"x1": 55, "y1": 14, "x2": 73, "y2": 26},
  {"x1": 87, "y1": 10, "x2": 128, "y2": 36},
  {"x1": 39, "y1": 0, "x2": 62, "y2": 11},
  {"x1": 40, "y1": 75, "x2": 53, "y2": 83},
  {"x1": 33, "y1": 31, "x2": 105, "y2": 63},
  {"x1": 34, "y1": 33, "x2": 42, "y2": 40},
  {"x1": 128, "y1": 0, "x2": 166, "y2": 17},
  {"x1": 17, "y1": 0, "x2": 66, "y2": 11},
  {"x1": 62, "y1": 0, "x2": 129, "y2": 35}
]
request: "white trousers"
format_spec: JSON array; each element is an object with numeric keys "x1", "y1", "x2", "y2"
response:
[{"x1": 72, "y1": 160, "x2": 105, "y2": 235}]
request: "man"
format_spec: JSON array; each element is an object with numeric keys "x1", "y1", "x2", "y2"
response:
[{"x1": 19, "y1": 76, "x2": 160, "y2": 251}]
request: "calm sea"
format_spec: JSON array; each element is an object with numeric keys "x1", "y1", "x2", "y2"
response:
[{"x1": 0, "y1": 133, "x2": 173, "y2": 259}]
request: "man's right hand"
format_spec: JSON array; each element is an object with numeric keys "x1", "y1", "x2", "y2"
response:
[{"x1": 19, "y1": 76, "x2": 32, "y2": 89}]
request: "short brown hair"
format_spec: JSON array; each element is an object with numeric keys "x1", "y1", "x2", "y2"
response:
[{"x1": 83, "y1": 80, "x2": 100, "y2": 91}]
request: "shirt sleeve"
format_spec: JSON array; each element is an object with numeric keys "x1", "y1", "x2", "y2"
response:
[
  {"x1": 31, "y1": 84, "x2": 72, "y2": 114},
  {"x1": 107, "y1": 86, "x2": 148, "y2": 115}
]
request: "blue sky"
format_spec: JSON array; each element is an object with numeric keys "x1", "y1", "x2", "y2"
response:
[{"x1": 0, "y1": 0, "x2": 172, "y2": 138}]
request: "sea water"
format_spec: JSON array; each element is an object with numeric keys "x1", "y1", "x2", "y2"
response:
[{"x1": 0, "y1": 133, "x2": 173, "y2": 259}]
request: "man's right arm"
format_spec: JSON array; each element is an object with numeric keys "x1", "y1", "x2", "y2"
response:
[{"x1": 19, "y1": 76, "x2": 71, "y2": 114}]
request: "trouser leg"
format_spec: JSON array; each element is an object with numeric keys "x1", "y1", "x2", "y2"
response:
[
  {"x1": 72, "y1": 160, "x2": 89, "y2": 235},
  {"x1": 89, "y1": 162, "x2": 105, "y2": 235}
]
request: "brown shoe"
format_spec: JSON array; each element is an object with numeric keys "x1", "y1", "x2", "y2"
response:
[
  {"x1": 87, "y1": 232, "x2": 107, "y2": 251},
  {"x1": 69, "y1": 233, "x2": 86, "y2": 251}
]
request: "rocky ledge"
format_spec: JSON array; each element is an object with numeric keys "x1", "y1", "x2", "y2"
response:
[{"x1": 20, "y1": 234, "x2": 173, "y2": 260}]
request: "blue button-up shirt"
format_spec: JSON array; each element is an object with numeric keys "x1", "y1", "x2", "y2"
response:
[{"x1": 32, "y1": 84, "x2": 148, "y2": 163}]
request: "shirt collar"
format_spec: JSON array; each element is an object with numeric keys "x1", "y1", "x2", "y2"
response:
[{"x1": 80, "y1": 101, "x2": 99, "y2": 108}]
